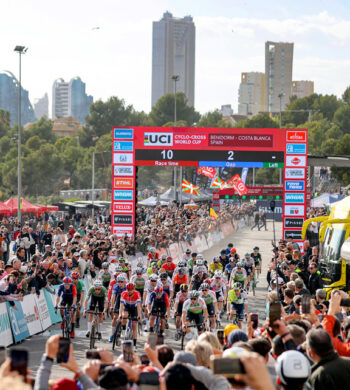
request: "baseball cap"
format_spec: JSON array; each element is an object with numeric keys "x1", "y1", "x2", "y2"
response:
[
  {"x1": 271, "y1": 277, "x2": 284, "y2": 285},
  {"x1": 276, "y1": 350, "x2": 310, "y2": 386},
  {"x1": 52, "y1": 378, "x2": 78, "y2": 390},
  {"x1": 19, "y1": 266, "x2": 27, "y2": 273},
  {"x1": 73, "y1": 252, "x2": 79, "y2": 256}
]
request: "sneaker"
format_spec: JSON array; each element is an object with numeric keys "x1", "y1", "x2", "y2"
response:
[
  {"x1": 109, "y1": 335, "x2": 113, "y2": 343},
  {"x1": 71, "y1": 330, "x2": 75, "y2": 338},
  {"x1": 97, "y1": 332, "x2": 102, "y2": 340},
  {"x1": 86, "y1": 331, "x2": 90, "y2": 338}
]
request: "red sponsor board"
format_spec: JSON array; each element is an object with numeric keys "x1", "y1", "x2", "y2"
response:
[
  {"x1": 113, "y1": 202, "x2": 134, "y2": 214},
  {"x1": 138, "y1": 160, "x2": 198, "y2": 167},
  {"x1": 227, "y1": 174, "x2": 248, "y2": 196},
  {"x1": 286, "y1": 131, "x2": 306, "y2": 142},
  {"x1": 209, "y1": 133, "x2": 273, "y2": 148},
  {"x1": 197, "y1": 167, "x2": 217, "y2": 178},
  {"x1": 113, "y1": 177, "x2": 134, "y2": 189},
  {"x1": 219, "y1": 186, "x2": 283, "y2": 197}
]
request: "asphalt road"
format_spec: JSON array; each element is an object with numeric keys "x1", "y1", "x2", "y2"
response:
[{"x1": 21, "y1": 221, "x2": 282, "y2": 380}]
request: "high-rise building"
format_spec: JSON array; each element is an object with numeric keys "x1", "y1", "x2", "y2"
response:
[
  {"x1": 0, "y1": 70, "x2": 36, "y2": 126},
  {"x1": 221, "y1": 104, "x2": 233, "y2": 116},
  {"x1": 151, "y1": 11, "x2": 195, "y2": 107},
  {"x1": 292, "y1": 80, "x2": 314, "y2": 99},
  {"x1": 238, "y1": 72, "x2": 265, "y2": 116},
  {"x1": 265, "y1": 41, "x2": 294, "y2": 112},
  {"x1": 52, "y1": 77, "x2": 93, "y2": 124},
  {"x1": 34, "y1": 93, "x2": 49, "y2": 119}
]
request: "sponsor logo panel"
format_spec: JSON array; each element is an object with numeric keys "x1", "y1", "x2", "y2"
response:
[
  {"x1": 144, "y1": 132, "x2": 173, "y2": 146},
  {"x1": 285, "y1": 181, "x2": 305, "y2": 191},
  {"x1": 286, "y1": 131, "x2": 306, "y2": 142},
  {"x1": 113, "y1": 177, "x2": 134, "y2": 189},
  {"x1": 113, "y1": 165, "x2": 134, "y2": 176},
  {"x1": 285, "y1": 168, "x2": 305, "y2": 179},
  {"x1": 113, "y1": 214, "x2": 133, "y2": 225},
  {"x1": 113, "y1": 202, "x2": 134, "y2": 213},
  {"x1": 113, "y1": 190, "x2": 134, "y2": 201},
  {"x1": 286, "y1": 155, "x2": 306, "y2": 167},
  {"x1": 112, "y1": 226, "x2": 134, "y2": 237},
  {"x1": 284, "y1": 218, "x2": 304, "y2": 228},
  {"x1": 284, "y1": 205, "x2": 305, "y2": 216},
  {"x1": 285, "y1": 193, "x2": 305, "y2": 204},
  {"x1": 113, "y1": 128, "x2": 134, "y2": 139},
  {"x1": 113, "y1": 141, "x2": 134, "y2": 152},
  {"x1": 286, "y1": 143, "x2": 306, "y2": 154},
  {"x1": 113, "y1": 153, "x2": 133, "y2": 164},
  {"x1": 284, "y1": 230, "x2": 302, "y2": 240}
]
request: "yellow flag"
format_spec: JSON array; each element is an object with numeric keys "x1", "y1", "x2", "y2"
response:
[{"x1": 210, "y1": 208, "x2": 218, "y2": 219}]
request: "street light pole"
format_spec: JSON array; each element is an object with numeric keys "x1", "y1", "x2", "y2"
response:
[
  {"x1": 171, "y1": 75, "x2": 179, "y2": 203},
  {"x1": 14, "y1": 46, "x2": 28, "y2": 225},
  {"x1": 92, "y1": 150, "x2": 108, "y2": 219}
]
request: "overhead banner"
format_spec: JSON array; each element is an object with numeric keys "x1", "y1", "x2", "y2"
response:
[
  {"x1": 22, "y1": 294, "x2": 42, "y2": 336},
  {"x1": 6, "y1": 301, "x2": 30, "y2": 343},
  {"x1": 0, "y1": 302, "x2": 13, "y2": 346}
]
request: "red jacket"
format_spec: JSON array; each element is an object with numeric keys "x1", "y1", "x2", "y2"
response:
[{"x1": 322, "y1": 314, "x2": 350, "y2": 357}]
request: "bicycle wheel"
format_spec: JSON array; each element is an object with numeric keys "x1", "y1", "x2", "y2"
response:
[
  {"x1": 126, "y1": 323, "x2": 133, "y2": 340},
  {"x1": 90, "y1": 321, "x2": 96, "y2": 349},
  {"x1": 65, "y1": 317, "x2": 71, "y2": 339},
  {"x1": 112, "y1": 322, "x2": 122, "y2": 351}
]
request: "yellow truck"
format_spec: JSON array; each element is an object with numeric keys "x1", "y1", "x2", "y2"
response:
[{"x1": 302, "y1": 196, "x2": 350, "y2": 298}]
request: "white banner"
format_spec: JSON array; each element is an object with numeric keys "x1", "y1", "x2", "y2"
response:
[
  {"x1": 22, "y1": 294, "x2": 42, "y2": 336},
  {"x1": 35, "y1": 292, "x2": 52, "y2": 331},
  {"x1": 0, "y1": 302, "x2": 13, "y2": 346}
]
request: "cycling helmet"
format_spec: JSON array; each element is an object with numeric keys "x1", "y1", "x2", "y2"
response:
[
  {"x1": 117, "y1": 275, "x2": 126, "y2": 282},
  {"x1": 196, "y1": 259, "x2": 204, "y2": 265},
  {"x1": 200, "y1": 283, "x2": 210, "y2": 290},
  {"x1": 228, "y1": 243, "x2": 234, "y2": 248},
  {"x1": 151, "y1": 261, "x2": 158, "y2": 268},
  {"x1": 126, "y1": 282, "x2": 135, "y2": 290},
  {"x1": 197, "y1": 254, "x2": 203, "y2": 260},
  {"x1": 214, "y1": 270, "x2": 222, "y2": 277},
  {"x1": 160, "y1": 273, "x2": 168, "y2": 279},
  {"x1": 221, "y1": 249, "x2": 227, "y2": 255},
  {"x1": 71, "y1": 272, "x2": 80, "y2": 279},
  {"x1": 154, "y1": 286, "x2": 163, "y2": 294},
  {"x1": 253, "y1": 246, "x2": 259, "y2": 251},
  {"x1": 276, "y1": 350, "x2": 310, "y2": 386},
  {"x1": 166, "y1": 256, "x2": 173, "y2": 262},
  {"x1": 161, "y1": 254, "x2": 167, "y2": 260},
  {"x1": 178, "y1": 268, "x2": 185, "y2": 276},
  {"x1": 150, "y1": 274, "x2": 158, "y2": 281},
  {"x1": 189, "y1": 290, "x2": 199, "y2": 298},
  {"x1": 150, "y1": 247, "x2": 156, "y2": 253},
  {"x1": 180, "y1": 284, "x2": 188, "y2": 292},
  {"x1": 178, "y1": 260, "x2": 185, "y2": 267},
  {"x1": 116, "y1": 265, "x2": 123, "y2": 272},
  {"x1": 159, "y1": 268, "x2": 167, "y2": 274},
  {"x1": 213, "y1": 257, "x2": 219, "y2": 263},
  {"x1": 102, "y1": 262, "x2": 109, "y2": 269},
  {"x1": 93, "y1": 280, "x2": 103, "y2": 288},
  {"x1": 136, "y1": 268, "x2": 143, "y2": 275},
  {"x1": 119, "y1": 257, "x2": 126, "y2": 262},
  {"x1": 186, "y1": 249, "x2": 191, "y2": 254},
  {"x1": 63, "y1": 277, "x2": 72, "y2": 284},
  {"x1": 231, "y1": 248, "x2": 237, "y2": 253},
  {"x1": 245, "y1": 253, "x2": 251, "y2": 258},
  {"x1": 137, "y1": 261, "x2": 143, "y2": 268},
  {"x1": 236, "y1": 262, "x2": 243, "y2": 268},
  {"x1": 197, "y1": 266, "x2": 206, "y2": 273},
  {"x1": 233, "y1": 282, "x2": 242, "y2": 290}
]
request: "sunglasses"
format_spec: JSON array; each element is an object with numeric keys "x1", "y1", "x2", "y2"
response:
[{"x1": 191, "y1": 297, "x2": 197, "y2": 300}]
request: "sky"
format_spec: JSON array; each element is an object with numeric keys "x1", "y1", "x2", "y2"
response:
[{"x1": 1, "y1": 0, "x2": 350, "y2": 116}]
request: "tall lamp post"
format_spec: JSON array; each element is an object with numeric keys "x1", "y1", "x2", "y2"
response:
[
  {"x1": 14, "y1": 46, "x2": 28, "y2": 225},
  {"x1": 171, "y1": 75, "x2": 179, "y2": 203},
  {"x1": 92, "y1": 150, "x2": 108, "y2": 218}
]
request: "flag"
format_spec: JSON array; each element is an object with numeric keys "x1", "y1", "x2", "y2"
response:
[
  {"x1": 241, "y1": 168, "x2": 249, "y2": 184},
  {"x1": 227, "y1": 174, "x2": 248, "y2": 196},
  {"x1": 197, "y1": 167, "x2": 217, "y2": 179},
  {"x1": 211, "y1": 176, "x2": 232, "y2": 190},
  {"x1": 210, "y1": 208, "x2": 218, "y2": 219},
  {"x1": 181, "y1": 179, "x2": 200, "y2": 196}
]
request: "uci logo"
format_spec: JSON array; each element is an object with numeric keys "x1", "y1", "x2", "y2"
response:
[{"x1": 144, "y1": 132, "x2": 173, "y2": 146}]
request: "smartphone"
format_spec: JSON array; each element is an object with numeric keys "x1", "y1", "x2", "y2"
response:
[
  {"x1": 340, "y1": 298, "x2": 350, "y2": 307},
  {"x1": 269, "y1": 302, "x2": 281, "y2": 326},
  {"x1": 251, "y1": 313, "x2": 258, "y2": 323},
  {"x1": 0, "y1": 347, "x2": 6, "y2": 365},
  {"x1": 86, "y1": 350, "x2": 101, "y2": 360},
  {"x1": 138, "y1": 371, "x2": 159, "y2": 390},
  {"x1": 147, "y1": 334, "x2": 157, "y2": 350},
  {"x1": 10, "y1": 348, "x2": 28, "y2": 377},
  {"x1": 302, "y1": 295, "x2": 311, "y2": 314},
  {"x1": 210, "y1": 356, "x2": 245, "y2": 377},
  {"x1": 99, "y1": 364, "x2": 112, "y2": 373},
  {"x1": 56, "y1": 337, "x2": 70, "y2": 363},
  {"x1": 217, "y1": 329, "x2": 225, "y2": 345},
  {"x1": 140, "y1": 354, "x2": 150, "y2": 366},
  {"x1": 156, "y1": 334, "x2": 164, "y2": 346},
  {"x1": 122, "y1": 340, "x2": 133, "y2": 363}
]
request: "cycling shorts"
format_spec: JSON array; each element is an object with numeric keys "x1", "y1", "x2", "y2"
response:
[
  {"x1": 176, "y1": 302, "x2": 183, "y2": 316},
  {"x1": 231, "y1": 303, "x2": 244, "y2": 321},
  {"x1": 89, "y1": 296, "x2": 104, "y2": 312},
  {"x1": 113, "y1": 294, "x2": 122, "y2": 314},
  {"x1": 124, "y1": 304, "x2": 138, "y2": 321},
  {"x1": 206, "y1": 302, "x2": 215, "y2": 317},
  {"x1": 186, "y1": 311, "x2": 204, "y2": 332},
  {"x1": 60, "y1": 297, "x2": 73, "y2": 307},
  {"x1": 215, "y1": 291, "x2": 224, "y2": 301},
  {"x1": 151, "y1": 301, "x2": 167, "y2": 318}
]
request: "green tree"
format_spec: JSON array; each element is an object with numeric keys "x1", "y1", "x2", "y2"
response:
[
  {"x1": 0, "y1": 110, "x2": 10, "y2": 138},
  {"x1": 342, "y1": 86, "x2": 350, "y2": 105},
  {"x1": 334, "y1": 105, "x2": 350, "y2": 134},
  {"x1": 22, "y1": 117, "x2": 55, "y2": 143},
  {"x1": 150, "y1": 92, "x2": 200, "y2": 126},
  {"x1": 197, "y1": 110, "x2": 223, "y2": 127},
  {"x1": 234, "y1": 113, "x2": 279, "y2": 128}
]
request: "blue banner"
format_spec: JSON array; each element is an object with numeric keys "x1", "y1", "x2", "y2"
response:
[
  {"x1": 43, "y1": 288, "x2": 62, "y2": 324},
  {"x1": 6, "y1": 301, "x2": 30, "y2": 343},
  {"x1": 241, "y1": 168, "x2": 248, "y2": 184}
]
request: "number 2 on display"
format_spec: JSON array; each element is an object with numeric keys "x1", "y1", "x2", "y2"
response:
[{"x1": 228, "y1": 151, "x2": 234, "y2": 160}]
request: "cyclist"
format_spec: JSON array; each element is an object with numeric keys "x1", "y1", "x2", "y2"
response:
[
  {"x1": 226, "y1": 243, "x2": 234, "y2": 256},
  {"x1": 230, "y1": 248, "x2": 240, "y2": 261},
  {"x1": 143, "y1": 273, "x2": 159, "y2": 330},
  {"x1": 173, "y1": 267, "x2": 189, "y2": 295},
  {"x1": 227, "y1": 282, "x2": 248, "y2": 329},
  {"x1": 107, "y1": 268, "x2": 126, "y2": 304},
  {"x1": 182, "y1": 290, "x2": 208, "y2": 336},
  {"x1": 209, "y1": 258, "x2": 223, "y2": 276},
  {"x1": 148, "y1": 286, "x2": 170, "y2": 336},
  {"x1": 187, "y1": 252, "x2": 197, "y2": 277},
  {"x1": 173, "y1": 260, "x2": 190, "y2": 278},
  {"x1": 230, "y1": 262, "x2": 247, "y2": 289},
  {"x1": 147, "y1": 247, "x2": 159, "y2": 267},
  {"x1": 130, "y1": 268, "x2": 147, "y2": 299},
  {"x1": 174, "y1": 284, "x2": 189, "y2": 340},
  {"x1": 84, "y1": 279, "x2": 108, "y2": 340},
  {"x1": 55, "y1": 276, "x2": 77, "y2": 338},
  {"x1": 119, "y1": 257, "x2": 131, "y2": 279},
  {"x1": 100, "y1": 262, "x2": 112, "y2": 289},
  {"x1": 158, "y1": 271, "x2": 173, "y2": 300},
  {"x1": 199, "y1": 283, "x2": 218, "y2": 332},
  {"x1": 219, "y1": 249, "x2": 230, "y2": 269},
  {"x1": 224, "y1": 258, "x2": 236, "y2": 282},
  {"x1": 119, "y1": 282, "x2": 142, "y2": 349},
  {"x1": 191, "y1": 268, "x2": 208, "y2": 290},
  {"x1": 182, "y1": 248, "x2": 192, "y2": 263},
  {"x1": 161, "y1": 256, "x2": 176, "y2": 278},
  {"x1": 243, "y1": 253, "x2": 255, "y2": 292},
  {"x1": 210, "y1": 270, "x2": 227, "y2": 318},
  {"x1": 251, "y1": 246, "x2": 262, "y2": 277},
  {"x1": 147, "y1": 261, "x2": 159, "y2": 277},
  {"x1": 158, "y1": 254, "x2": 167, "y2": 268},
  {"x1": 71, "y1": 272, "x2": 84, "y2": 329},
  {"x1": 193, "y1": 259, "x2": 208, "y2": 276},
  {"x1": 109, "y1": 275, "x2": 126, "y2": 342}
]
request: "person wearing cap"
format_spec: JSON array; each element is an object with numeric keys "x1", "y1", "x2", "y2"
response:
[
  {"x1": 295, "y1": 278, "x2": 311, "y2": 296},
  {"x1": 276, "y1": 350, "x2": 311, "y2": 390}
]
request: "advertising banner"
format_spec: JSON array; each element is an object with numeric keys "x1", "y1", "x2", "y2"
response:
[
  {"x1": 0, "y1": 302, "x2": 13, "y2": 346},
  {"x1": 22, "y1": 294, "x2": 42, "y2": 335},
  {"x1": 227, "y1": 174, "x2": 248, "y2": 196},
  {"x1": 44, "y1": 287, "x2": 62, "y2": 324},
  {"x1": 6, "y1": 301, "x2": 30, "y2": 343},
  {"x1": 36, "y1": 291, "x2": 52, "y2": 330}
]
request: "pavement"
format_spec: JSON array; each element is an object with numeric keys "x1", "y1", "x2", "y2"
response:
[{"x1": 20, "y1": 221, "x2": 282, "y2": 380}]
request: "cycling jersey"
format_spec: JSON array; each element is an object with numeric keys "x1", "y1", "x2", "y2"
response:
[
  {"x1": 210, "y1": 278, "x2": 227, "y2": 293},
  {"x1": 244, "y1": 258, "x2": 255, "y2": 274},
  {"x1": 173, "y1": 266, "x2": 190, "y2": 278},
  {"x1": 120, "y1": 290, "x2": 141, "y2": 306},
  {"x1": 175, "y1": 291, "x2": 188, "y2": 304},
  {"x1": 228, "y1": 289, "x2": 248, "y2": 305},
  {"x1": 251, "y1": 253, "x2": 262, "y2": 266},
  {"x1": 57, "y1": 284, "x2": 77, "y2": 299},
  {"x1": 199, "y1": 290, "x2": 217, "y2": 306},
  {"x1": 87, "y1": 286, "x2": 107, "y2": 299},
  {"x1": 158, "y1": 278, "x2": 173, "y2": 295},
  {"x1": 130, "y1": 275, "x2": 147, "y2": 291},
  {"x1": 147, "y1": 267, "x2": 158, "y2": 276},
  {"x1": 231, "y1": 268, "x2": 247, "y2": 282},
  {"x1": 147, "y1": 252, "x2": 159, "y2": 262},
  {"x1": 144, "y1": 280, "x2": 157, "y2": 294},
  {"x1": 148, "y1": 291, "x2": 170, "y2": 308},
  {"x1": 191, "y1": 274, "x2": 207, "y2": 290},
  {"x1": 100, "y1": 271, "x2": 112, "y2": 284},
  {"x1": 173, "y1": 273, "x2": 189, "y2": 286},
  {"x1": 193, "y1": 265, "x2": 208, "y2": 275},
  {"x1": 209, "y1": 263, "x2": 223, "y2": 274},
  {"x1": 112, "y1": 284, "x2": 126, "y2": 296},
  {"x1": 161, "y1": 263, "x2": 176, "y2": 273},
  {"x1": 75, "y1": 281, "x2": 85, "y2": 297},
  {"x1": 182, "y1": 298, "x2": 206, "y2": 314}
]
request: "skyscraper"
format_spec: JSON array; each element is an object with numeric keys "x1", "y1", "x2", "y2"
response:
[
  {"x1": 34, "y1": 93, "x2": 49, "y2": 119},
  {"x1": 265, "y1": 41, "x2": 294, "y2": 112},
  {"x1": 238, "y1": 72, "x2": 265, "y2": 116},
  {"x1": 292, "y1": 80, "x2": 314, "y2": 99},
  {"x1": 151, "y1": 11, "x2": 195, "y2": 108},
  {"x1": 0, "y1": 70, "x2": 35, "y2": 126},
  {"x1": 52, "y1": 77, "x2": 93, "y2": 124}
]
